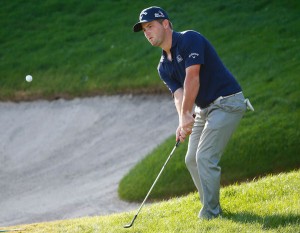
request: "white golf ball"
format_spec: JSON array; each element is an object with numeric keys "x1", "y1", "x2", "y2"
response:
[{"x1": 25, "y1": 75, "x2": 33, "y2": 82}]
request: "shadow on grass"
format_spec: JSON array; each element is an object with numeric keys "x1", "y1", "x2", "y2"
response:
[{"x1": 224, "y1": 211, "x2": 300, "y2": 230}]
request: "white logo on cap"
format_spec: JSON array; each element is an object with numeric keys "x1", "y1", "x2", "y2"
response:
[
  {"x1": 155, "y1": 11, "x2": 165, "y2": 17},
  {"x1": 140, "y1": 11, "x2": 148, "y2": 20}
]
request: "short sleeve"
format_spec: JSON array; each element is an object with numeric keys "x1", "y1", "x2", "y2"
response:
[{"x1": 181, "y1": 31, "x2": 205, "y2": 68}]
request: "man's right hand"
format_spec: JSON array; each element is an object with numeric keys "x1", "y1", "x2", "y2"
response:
[{"x1": 176, "y1": 124, "x2": 191, "y2": 143}]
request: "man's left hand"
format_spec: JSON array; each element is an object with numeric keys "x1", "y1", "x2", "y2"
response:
[{"x1": 179, "y1": 113, "x2": 195, "y2": 142}]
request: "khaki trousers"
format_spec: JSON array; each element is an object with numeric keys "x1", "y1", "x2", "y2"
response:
[{"x1": 185, "y1": 92, "x2": 247, "y2": 219}]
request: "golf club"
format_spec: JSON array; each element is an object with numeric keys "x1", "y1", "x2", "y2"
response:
[{"x1": 124, "y1": 140, "x2": 180, "y2": 228}]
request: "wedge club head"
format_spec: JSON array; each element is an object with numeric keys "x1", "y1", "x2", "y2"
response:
[{"x1": 124, "y1": 215, "x2": 137, "y2": 228}]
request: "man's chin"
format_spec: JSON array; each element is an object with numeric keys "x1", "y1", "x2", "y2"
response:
[{"x1": 149, "y1": 42, "x2": 159, "y2": 47}]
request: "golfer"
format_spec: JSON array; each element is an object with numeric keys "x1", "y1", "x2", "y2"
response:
[{"x1": 133, "y1": 6, "x2": 253, "y2": 219}]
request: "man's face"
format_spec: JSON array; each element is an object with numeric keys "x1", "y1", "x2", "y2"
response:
[{"x1": 141, "y1": 20, "x2": 166, "y2": 47}]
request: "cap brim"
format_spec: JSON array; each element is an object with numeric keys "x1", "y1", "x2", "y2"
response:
[
  {"x1": 133, "y1": 20, "x2": 153, "y2": 32},
  {"x1": 133, "y1": 22, "x2": 143, "y2": 32}
]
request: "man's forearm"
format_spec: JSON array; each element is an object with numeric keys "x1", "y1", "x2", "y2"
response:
[
  {"x1": 174, "y1": 88, "x2": 183, "y2": 123},
  {"x1": 182, "y1": 77, "x2": 199, "y2": 116},
  {"x1": 181, "y1": 64, "x2": 200, "y2": 117}
]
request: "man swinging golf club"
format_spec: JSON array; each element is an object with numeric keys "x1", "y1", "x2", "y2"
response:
[{"x1": 129, "y1": 6, "x2": 254, "y2": 224}]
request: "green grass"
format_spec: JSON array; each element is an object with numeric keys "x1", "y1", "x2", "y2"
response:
[
  {"x1": 1, "y1": 1, "x2": 299, "y2": 101},
  {"x1": 3, "y1": 170, "x2": 300, "y2": 232},
  {"x1": 0, "y1": 0, "x2": 167, "y2": 101}
]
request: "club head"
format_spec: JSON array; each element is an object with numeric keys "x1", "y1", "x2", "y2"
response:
[
  {"x1": 123, "y1": 215, "x2": 137, "y2": 228},
  {"x1": 123, "y1": 223, "x2": 133, "y2": 228}
]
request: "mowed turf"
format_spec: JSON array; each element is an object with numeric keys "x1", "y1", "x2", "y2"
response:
[
  {"x1": 1, "y1": 1, "x2": 299, "y2": 100},
  {"x1": 3, "y1": 170, "x2": 300, "y2": 232}
]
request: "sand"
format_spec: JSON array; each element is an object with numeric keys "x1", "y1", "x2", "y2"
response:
[{"x1": 0, "y1": 95, "x2": 178, "y2": 227}]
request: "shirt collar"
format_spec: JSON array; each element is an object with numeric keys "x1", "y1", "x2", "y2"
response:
[{"x1": 171, "y1": 31, "x2": 181, "y2": 49}]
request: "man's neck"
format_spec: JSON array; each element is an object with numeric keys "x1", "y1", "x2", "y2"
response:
[{"x1": 161, "y1": 30, "x2": 173, "y2": 61}]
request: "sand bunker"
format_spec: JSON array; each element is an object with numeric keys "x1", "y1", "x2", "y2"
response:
[{"x1": 0, "y1": 95, "x2": 178, "y2": 227}]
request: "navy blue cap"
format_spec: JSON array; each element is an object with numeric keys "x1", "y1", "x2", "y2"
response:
[{"x1": 133, "y1": 6, "x2": 169, "y2": 32}]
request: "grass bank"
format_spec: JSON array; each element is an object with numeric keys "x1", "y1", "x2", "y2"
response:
[
  {"x1": 0, "y1": 0, "x2": 167, "y2": 101},
  {"x1": 1, "y1": 1, "x2": 299, "y2": 101},
  {"x1": 3, "y1": 170, "x2": 300, "y2": 232}
]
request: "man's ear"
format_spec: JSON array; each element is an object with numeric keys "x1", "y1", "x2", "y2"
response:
[{"x1": 163, "y1": 19, "x2": 169, "y2": 29}]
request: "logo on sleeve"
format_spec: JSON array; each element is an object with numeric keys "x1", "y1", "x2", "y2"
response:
[
  {"x1": 189, "y1": 53, "x2": 199, "y2": 59},
  {"x1": 176, "y1": 55, "x2": 183, "y2": 63}
]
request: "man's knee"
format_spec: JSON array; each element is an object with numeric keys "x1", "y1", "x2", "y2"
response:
[{"x1": 185, "y1": 152, "x2": 196, "y2": 169}]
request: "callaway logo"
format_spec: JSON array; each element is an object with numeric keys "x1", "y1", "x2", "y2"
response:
[
  {"x1": 140, "y1": 11, "x2": 147, "y2": 20},
  {"x1": 155, "y1": 11, "x2": 165, "y2": 17},
  {"x1": 189, "y1": 53, "x2": 199, "y2": 59},
  {"x1": 176, "y1": 55, "x2": 183, "y2": 63}
]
